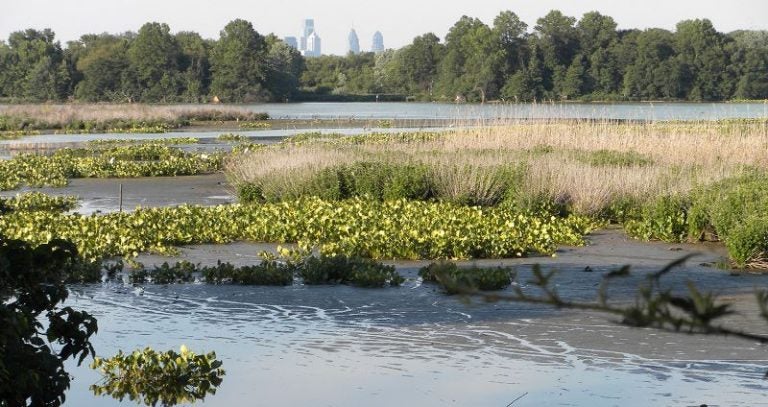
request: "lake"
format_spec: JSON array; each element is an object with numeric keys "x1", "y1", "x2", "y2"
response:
[
  {"x1": 241, "y1": 101, "x2": 768, "y2": 120},
  {"x1": 61, "y1": 231, "x2": 768, "y2": 407}
]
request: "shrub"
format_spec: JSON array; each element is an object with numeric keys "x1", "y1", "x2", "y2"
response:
[
  {"x1": 624, "y1": 195, "x2": 688, "y2": 242},
  {"x1": 419, "y1": 261, "x2": 514, "y2": 294},
  {"x1": 724, "y1": 217, "x2": 768, "y2": 269},
  {"x1": 299, "y1": 255, "x2": 404, "y2": 287}
]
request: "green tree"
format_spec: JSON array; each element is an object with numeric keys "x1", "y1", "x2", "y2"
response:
[
  {"x1": 128, "y1": 23, "x2": 181, "y2": 102},
  {"x1": 437, "y1": 16, "x2": 504, "y2": 102},
  {"x1": 72, "y1": 34, "x2": 132, "y2": 102},
  {"x1": 576, "y1": 12, "x2": 620, "y2": 96},
  {"x1": 1, "y1": 29, "x2": 70, "y2": 101},
  {"x1": 396, "y1": 33, "x2": 445, "y2": 96},
  {"x1": 209, "y1": 19, "x2": 267, "y2": 102},
  {"x1": 674, "y1": 19, "x2": 732, "y2": 100},
  {"x1": 622, "y1": 29, "x2": 680, "y2": 99},
  {"x1": 0, "y1": 238, "x2": 98, "y2": 407},
  {"x1": 175, "y1": 32, "x2": 211, "y2": 102},
  {"x1": 501, "y1": 44, "x2": 545, "y2": 102},
  {"x1": 493, "y1": 11, "x2": 529, "y2": 80},
  {"x1": 263, "y1": 35, "x2": 304, "y2": 101},
  {"x1": 561, "y1": 53, "x2": 588, "y2": 98},
  {"x1": 729, "y1": 31, "x2": 768, "y2": 99},
  {"x1": 534, "y1": 10, "x2": 580, "y2": 96}
]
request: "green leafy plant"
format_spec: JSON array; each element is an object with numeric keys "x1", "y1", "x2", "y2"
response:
[
  {"x1": 0, "y1": 198, "x2": 593, "y2": 261},
  {"x1": 0, "y1": 144, "x2": 223, "y2": 190},
  {"x1": 0, "y1": 192, "x2": 78, "y2": 213},
  {"x1": 0, "y1": 237, "x2": 98, "y2": 406},
  {"x1": 90, "y1": 346, "x2": 225, "y2": 407}
]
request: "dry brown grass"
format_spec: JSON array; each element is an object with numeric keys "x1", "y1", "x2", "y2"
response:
[
  {"x1": 0, "y1": 104, "x2": 264, "y2": 124},
  {"x1": 226, "y1": 120, "x2": 768, "y2": 212}
]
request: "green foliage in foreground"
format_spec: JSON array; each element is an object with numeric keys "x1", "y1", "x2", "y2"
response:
[
  {"x1": 91, "y1": 346, "x2": 225, "y2": 407},
  {"x1": 0, "y1": 238, "x2": 98, "y2": 407},
  {"x1": 419, "y1": 261, "x2": 514, "y2": 293},
  {"x1": 624, "y1": 172, "x2": 768, "y2": 268},
  {"x1": 0, "y1": 144, "x2": 223, "y2": 190},
  {"x1": 0, "y1": 198, "x2": 593, "y2": 261},
  {"x1": 0, "y1": 192, "x2": 79, "y2": 213}
]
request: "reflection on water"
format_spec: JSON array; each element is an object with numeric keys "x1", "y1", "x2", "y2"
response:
[{"x1": 64, "y1": 281, "x2": 768, "y2": 406}]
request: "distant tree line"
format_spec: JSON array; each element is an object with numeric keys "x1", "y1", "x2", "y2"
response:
[
  {"x1": 0, "y1": 19, "x2": 304, "y2": 103},
  {"x1": 1, "y1": 11, "x2": 767, "y2": 103}
]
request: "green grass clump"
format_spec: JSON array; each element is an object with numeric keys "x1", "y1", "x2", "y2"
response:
[
  {"x1": 238, "y1": 122, "x2": 271, "y2": 130},
  {"x1": 576, "y1": 149, "x2": 654, "y2": 167},
  {"x1": 217, "y1": 133, "x2": 250, "y2": 142},
  {"x1": 419, "y1": 261, "x2": 513, "y2": 293}
]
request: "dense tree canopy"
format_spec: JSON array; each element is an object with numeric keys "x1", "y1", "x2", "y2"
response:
[{"x1": 0, "y1": 11, "x2": 767, "y2": 103}]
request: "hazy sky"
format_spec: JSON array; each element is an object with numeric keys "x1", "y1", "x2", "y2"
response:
[{"x1": 2, "y1": 0, "x2": 767, "y2": 55}]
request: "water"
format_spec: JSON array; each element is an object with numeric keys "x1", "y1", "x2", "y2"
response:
[
  {"x1": 0, "y1": 127, "x2": 431, "y2": 147},
  {"x1": 63, "y1": 266, "x2": 768, "y2": 407},
  {"x1": 243, "y1": 101, "x2": 768, "y2": 121}
]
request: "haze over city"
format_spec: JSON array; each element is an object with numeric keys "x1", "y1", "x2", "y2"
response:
[{"x1": 1, "y1": 0, "x2": 767, "y2": 55}]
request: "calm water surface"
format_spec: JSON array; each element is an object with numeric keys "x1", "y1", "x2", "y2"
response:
[
  {"x1": 245, "y1": 102, "x2": 768, "y2": 120},
  {"x1": 64, "y1": 267, "x2": 768, "y2": 407}
]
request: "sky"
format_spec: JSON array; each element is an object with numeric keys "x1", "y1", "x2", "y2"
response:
[{"x1": 2, "y1": 0, "x2": 767, "y2": 55}]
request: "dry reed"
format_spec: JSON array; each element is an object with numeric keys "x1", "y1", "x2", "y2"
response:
[
  {"x1": 226, "y1": 120, "x2": 768, "y2": 213},
  {"x1": 0, "y1": 104, "x2": 265, "y2": 124}
]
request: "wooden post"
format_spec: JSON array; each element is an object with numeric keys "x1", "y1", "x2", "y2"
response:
[{"x1": 119, "y1": 183, "x2": 123, "y2": 212}]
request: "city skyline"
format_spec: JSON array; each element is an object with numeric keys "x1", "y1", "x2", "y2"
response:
[{"x1": 1, "y1": 0, "x2": 767, "y2": 55}]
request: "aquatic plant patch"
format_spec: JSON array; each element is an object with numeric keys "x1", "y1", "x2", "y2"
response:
[
  {"x1": 0, "y1": 144, "x2": 223, "y2": 190},
  {"x1": 0, "y1": 192, "x2": 79, "y2": 213},
  {"x1": 0, "y1": 197, "x2": 593, "y2": 262},
  {"x1": 91, "y1": 346, "x2": 225, "y2": 406}
]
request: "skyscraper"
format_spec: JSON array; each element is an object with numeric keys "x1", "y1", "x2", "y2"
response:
[
  {"x1": 299, "y1": 19, "x2": 314, "y2": 52},
  {"x1": 284, "y1": 36, "x2": 298, "y2": 50},
  {"x1": 306, "y1": 31, "x2": 321, "y2": 57},
  {"x1": 372, "y1": 31, "x2": 384, "y2": 53},
  {"x1": 298, "y1": 19, "x2": 321, "y2": 57},
  {"x1": 348, "y1": 29, "x2": 360, "y2": 55}
]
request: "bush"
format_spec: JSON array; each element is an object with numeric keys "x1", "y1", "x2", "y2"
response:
[
  {"x1": 419, "y1": 261, "x2": 514, "y2": 294},
  {"x1": 724, "y1": 217, "x2": 768, "y2": 268},
  {"x1": 299, "y1": 255, "x2": 404, "y2": 287},
  {"x1": 624, "y1": 195, "x2": 688, "y2": 242}
]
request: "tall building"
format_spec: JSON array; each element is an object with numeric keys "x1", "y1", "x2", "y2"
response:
[
  {"x1": 298, "y1": 19, "x2": 321, "y2": 57},
  {"x1": 300, "y1": 19, "x2": 314, "y2": 52},
  {"x1": 305, "y1": 31, "x2": 322, "y2": 57},
  {"x1": 372, "y1": 31, "x2": 384, "y2": 53},
  {"x1": 348, "y1": 29, "x2": 360, "y2": 55},
  {"x1": 284, "y1": 36, "x2": 298, "y2": 50}
]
